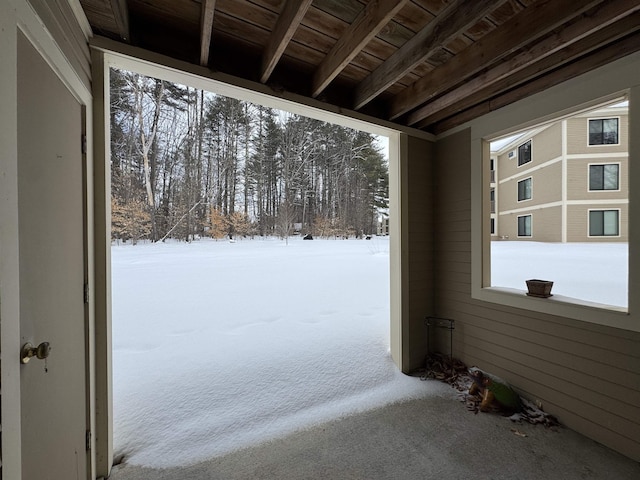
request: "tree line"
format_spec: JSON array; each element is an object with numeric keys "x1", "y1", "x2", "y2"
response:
[{"x1": 110, "y1": 68, "x2": 389, "y2": 243}]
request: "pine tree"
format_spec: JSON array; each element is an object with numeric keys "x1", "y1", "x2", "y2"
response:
[{"x1": 109, "y1": 70, "x2": 389, "y2": 242}]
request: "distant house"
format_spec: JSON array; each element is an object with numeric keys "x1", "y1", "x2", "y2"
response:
[
  {"x1": 490, "y1": 103, "x2": 628, "y2": 242},
  {"x1": 377, "y1": 212, "x2": 389, "y2": 236}
]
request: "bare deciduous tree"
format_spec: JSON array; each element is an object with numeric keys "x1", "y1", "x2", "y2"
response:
[{"x1": 110, "y1": 69, "x2": 388, "y2": 243}]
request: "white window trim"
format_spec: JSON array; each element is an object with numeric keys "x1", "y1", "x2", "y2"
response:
[
  {"x1": 516, "y1": 213, "x2": 532, "y2": 237},
  {"x1": 587, "y1": 208, "x2": 621, "y2": 238},
  {"x1": 587, "y1": 162, "x2": 621, "y2": 192},
  {"x1": 587, "y1": 116, "x2": 621, "y2": 147},
  {"x1": 467, "y1": 51, "x2": 640, "y2": 332},
  {"x1": 517, "y1": 176, "x2": 533, "y2": 202}
]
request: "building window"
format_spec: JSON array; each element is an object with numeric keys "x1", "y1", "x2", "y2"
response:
[
  {"x1": 517, "y1": 140, "x2": 531, "y2": 166},
  {"x1": 589, "y1": 164, "x2": 619, "y2": 191},
  {"x1": 517, "y1": 214, "x2": 532, "y2": 237},
  {"x1": 589, "y1": 118, "x2": 618, "y2": 145},
  {"x1": 490, "y1": 217, "x2": 495, "y2": 235},
  {"x1": 517, "y1": 177, "x2": 532, "y2": 201},
  {"x1": 483, "y1": 94, "x2": 630, "y2": 323},
  {"x1": 589, "y1": 210, "x2": 619, "y2": 236}
]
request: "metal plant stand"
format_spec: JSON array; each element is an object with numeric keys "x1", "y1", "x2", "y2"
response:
[{"x1": 425, "y1": 316, "x2": 455, "y2": 376}]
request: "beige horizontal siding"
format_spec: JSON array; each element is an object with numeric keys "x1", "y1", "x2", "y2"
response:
[
  {"x1": 497, "y1": 206, "x2": 562, "y2": 242},
  {"x1": 497, "y1": 124, "x2": 562, "y2": 180},
  {"x1": 532, "y1": 123, "x2": 562, "y2": 163},
  {"x1": 566, "y1": 204, "x2": 628, "y2": 242},
  {"x1": 499, "y1": 162, "x2": 562, "y2": 212},
  {"x1": 405, "y1": 135, "x2": 435, "y2": 372},
  {"x1": 433, "y1": 128, "x2": 640, "y2": 461},
  {"x1": 459, "y1": 342, "x2": 640, "y2": 460},
  {"x1": 530, "y1": 162, "x2": 563, "y2": 203},
  {"x1": 567, "y1": 115, "x2": 628, "y2": 155},
  {"x1": 566, "y1": 157, "x2": 629, "y2": 201},
  {"x1": 435, "y1": 295, "x2": 640, "y2": 460}
]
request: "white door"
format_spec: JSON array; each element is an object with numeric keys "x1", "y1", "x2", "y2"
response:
[{"x1": 17, "y1": 31, "x2": 88, "y2": 479}]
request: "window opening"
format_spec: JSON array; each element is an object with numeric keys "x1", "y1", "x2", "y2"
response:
[
  {"x1": 517, "y1": 214, "x2": 532, "y2": 237},
  {"x1": 517, "y1": 140, "x2": 532, "y2": 166},
  {"x1": 589, "y1": 164, "x2": 619, "y2": 191},
  {"x1": 488, "y1": 98, "x2": 628, "y2": 309},
  {"x1": 517, "y1": 177, "x2": 532, "y2": 201},
  {"x1": 107, "y1": 67, "x2": 417, "y2": 467},
  {"x1": 589, "y1": 209, "x2": 620, "y2": 236},
  {"x1": 589, "y1": 118, "x2": 619, "y2": 145}
]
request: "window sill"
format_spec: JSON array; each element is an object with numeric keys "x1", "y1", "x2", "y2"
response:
[{"x1": 472, "y1": 286, "x2": 637, "y2": 332}]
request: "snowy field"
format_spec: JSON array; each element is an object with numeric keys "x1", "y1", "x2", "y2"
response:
[
  {"x1": 111, "y1": 238, "x2": 628, "y2": 468},
  {"x1": 111, "y1": 236, "x2": 447, "y2": 468},
  {"x1": 491, "y1": 241, "x2": 628, "y2": 308}
]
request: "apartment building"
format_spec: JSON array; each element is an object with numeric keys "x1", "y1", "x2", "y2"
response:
[{"x1": 491, "y1": 103, "x2": 629, "y2": 242}]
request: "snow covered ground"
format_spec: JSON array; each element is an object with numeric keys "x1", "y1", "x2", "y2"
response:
[
  {"x1": 491, "y1": 241, "x2": 628, "y2": 308},
  {"x1": 111, "y1": 238, "x2": 628, "y2": 468},
  {"x1": 111, "y1": 236, "x2": 446, "y2": 468}
]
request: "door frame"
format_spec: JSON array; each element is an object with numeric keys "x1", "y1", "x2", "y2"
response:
[
  {"x1": 0, "y1": 1, "x2": 95, "y2": 478},
  {"x1": 89, "y1": 43, "x2": 402, "y2": 477},
  {"x1": 89, "y1": 35, "x2": 434, "y2": 477}
]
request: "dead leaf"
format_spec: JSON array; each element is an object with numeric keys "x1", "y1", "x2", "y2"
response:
[{"x1": 511, "y1": 428, "x2": 527, "y2": 437}]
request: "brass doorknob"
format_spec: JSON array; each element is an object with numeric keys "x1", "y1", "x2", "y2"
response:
[{"x1": 20, "y1": 342, "x2": 51, "y2": 364}]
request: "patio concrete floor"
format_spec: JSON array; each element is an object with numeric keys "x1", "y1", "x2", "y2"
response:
[{"x1": 107, "y1": 381, "x2": 639, "y2": 480}]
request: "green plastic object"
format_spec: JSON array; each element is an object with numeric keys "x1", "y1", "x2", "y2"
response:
[{"x1": 469, "y1": 367, "x2": 522, "y2": 411}]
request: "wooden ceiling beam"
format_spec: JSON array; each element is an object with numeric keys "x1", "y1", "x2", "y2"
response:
[
  {"x1": 261, "y1": 0, "x2": 314, "y2": 83},
  {"x1": 408, "y1": 1, "x2": 640, "y2": 127},
  {"x1": 431, "y1": 32, "x2": 640, "y2": 135},
  {"x1": 110, "y1": 0, "x2": 130, "y2": 42},
  {"x1": 353, "y1": 0, "x2": 502, "y2": 110},
  {"x1": 200, "y1": 0, "x2": 216, "y2": 66},
  {"x1": 311, "y1": 0, "x2": 410, "y2": 98},
  {"x1": 417, "y1": 13, "x2": 640, "y2": 129},
  {"x1": 388, "y1": 0, "x2": 605, "y2": 120}
]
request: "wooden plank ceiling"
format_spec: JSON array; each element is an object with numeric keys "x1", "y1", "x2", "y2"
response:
[{"x1": 79, "y1": 0, "x2": 640, "y2": 134}]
